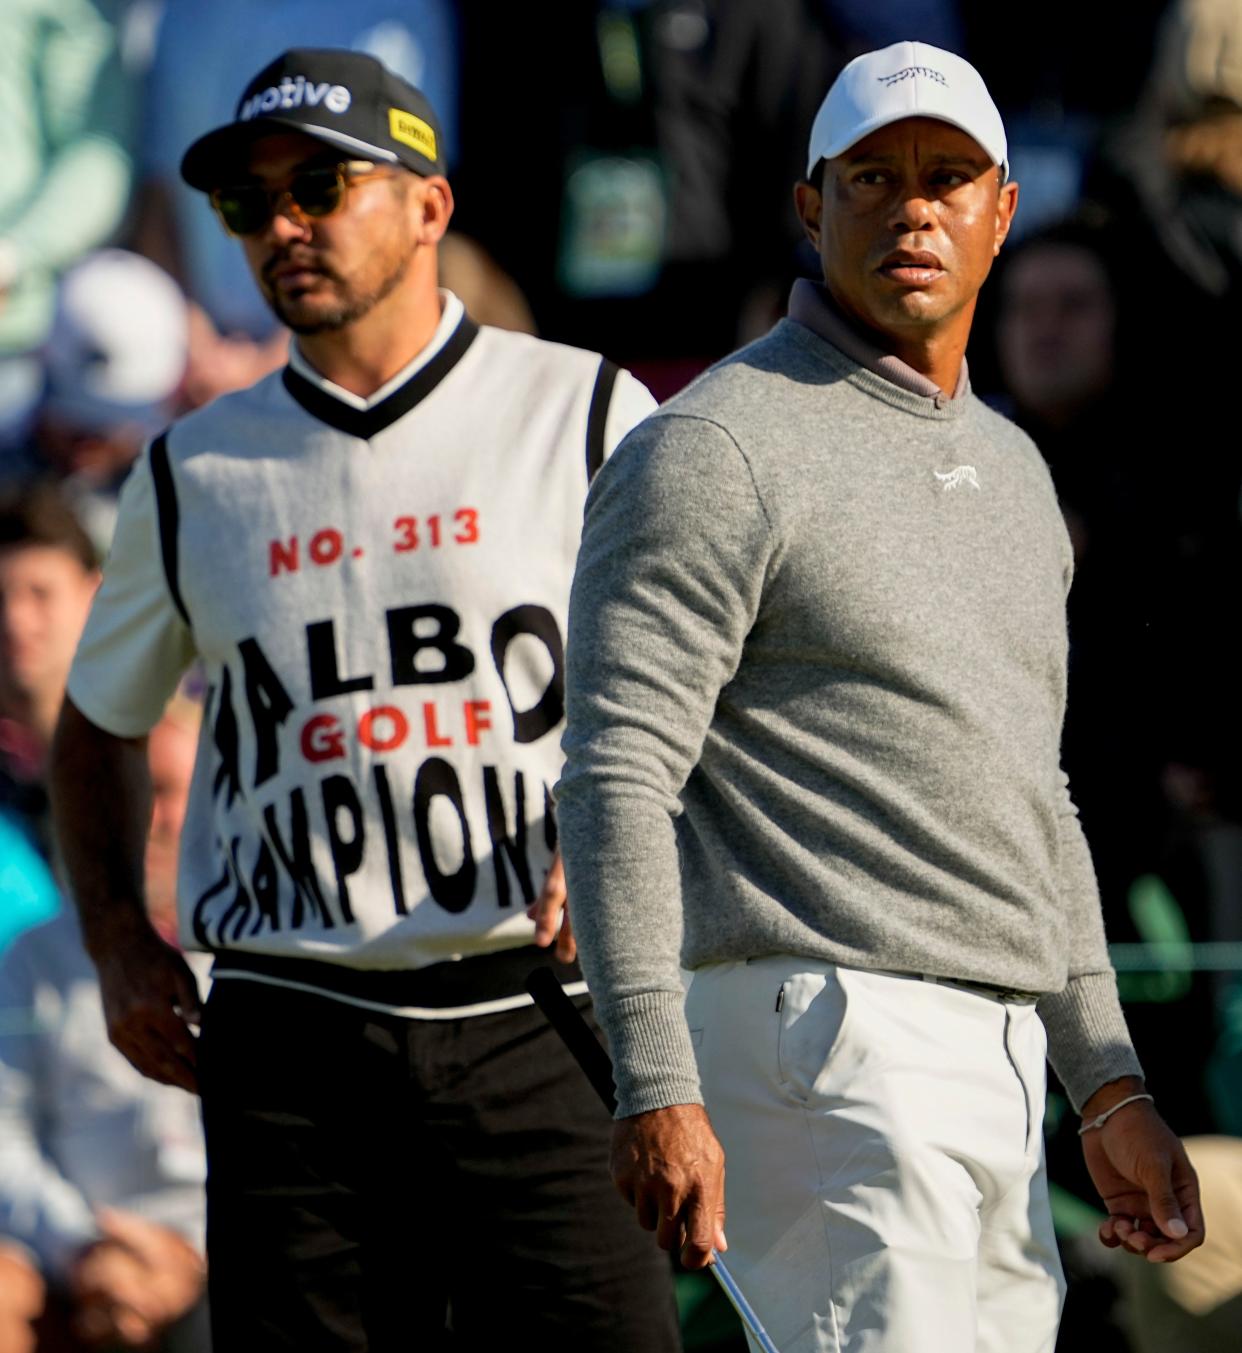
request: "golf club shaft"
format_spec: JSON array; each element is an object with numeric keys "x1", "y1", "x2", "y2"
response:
[{"x1": 524, "y1": 967, "x2": 781, "y2": 1353}]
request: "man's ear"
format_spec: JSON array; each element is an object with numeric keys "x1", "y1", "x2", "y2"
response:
[
  {"x1": 993, "y1": 179, "x2": 1019, "y2": 257},
  {"x1": 414, "y1": 175, "x2": 454, "y2": 244},
  {"x1": 793, "y1": 179, "x2": 823, "y2": 253}
]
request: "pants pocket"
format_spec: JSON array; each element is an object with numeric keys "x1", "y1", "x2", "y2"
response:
[{"x1": 775, "y1": 968, "x2": 851, "y2": 1105}]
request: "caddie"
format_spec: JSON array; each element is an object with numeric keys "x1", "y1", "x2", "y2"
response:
[
  {"x1": 49, "y1": 47, "x2": 679, "y2": 1352},
  {"x1": 556, "y1": 40, "x2": 1204, "y2": 1353}
]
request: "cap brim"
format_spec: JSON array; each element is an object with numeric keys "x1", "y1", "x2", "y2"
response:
[
  {"x1": 180, "y1": 116, "x2": 399, "y2": 190},
  {"x1": 810, "y1": 110, "x2": 1008, "y2": 181}
]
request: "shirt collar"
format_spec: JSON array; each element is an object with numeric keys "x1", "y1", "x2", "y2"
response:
[
  {"x1": 787, "y1": 279, "x2": 970, "y2": 406},
  {"x1": 287, "y1": 290, "x2": 467, "y2": 411}
]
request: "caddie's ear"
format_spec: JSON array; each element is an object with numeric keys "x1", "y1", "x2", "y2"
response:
[
  {"x1": 412, "y1": 174, "x2": 454, "y2": 244},
  {"x1": 793, "y1": 178, "x2": 823, "y2": 252}
]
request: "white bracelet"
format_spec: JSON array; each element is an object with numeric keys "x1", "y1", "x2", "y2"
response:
[{"x1": 1078, "y1": 1092, "x2": 1154, "y2": 1135}]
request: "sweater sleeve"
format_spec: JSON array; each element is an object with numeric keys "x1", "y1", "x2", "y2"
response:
[
  {"x1": 1037, "y1": 773, "x2": 1144, "y2": 1111},
  {"x1": 557, "y1": 413, "x2": 774, "y2": 1117}
]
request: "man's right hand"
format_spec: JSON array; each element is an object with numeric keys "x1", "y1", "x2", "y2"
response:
[
  {"x1": 95, "y1": 926, "x2": 202, "y2": 1094},
  {"x1": 610, "y1": 1103, "x2": 727, "y2": 1270}
]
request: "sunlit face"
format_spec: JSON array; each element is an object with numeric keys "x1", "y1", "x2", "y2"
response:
[
  {"x1": 998, "y1": 243, "x2": 1116, "y2": 419},
  {"x1": 0, "y1": 545, "x2": 98, "y2": 707},
  {"x1": 796, "y1": 118, "x2": 1018, "y2": 344},
  {"x1": 231, "y1": 132, "x2": 426, "y2": 334}
]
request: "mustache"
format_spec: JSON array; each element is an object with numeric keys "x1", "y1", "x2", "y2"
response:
[{"x1": 262, "y1": 250, "x2": 342, "y2": 287}]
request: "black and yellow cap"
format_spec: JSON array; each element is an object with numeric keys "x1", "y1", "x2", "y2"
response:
[{"x1": 180, "y1": 48, "x2": 445, "y2": 190}]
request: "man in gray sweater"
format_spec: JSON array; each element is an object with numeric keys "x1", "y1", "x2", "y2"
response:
[{"x1": 557, "y1": 40, "x2": 1203, "y2": 1353}]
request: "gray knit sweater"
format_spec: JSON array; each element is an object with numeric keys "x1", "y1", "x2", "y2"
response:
[{"x1": 557, "y1": 308, "x2": 1141, "y2": 1117}]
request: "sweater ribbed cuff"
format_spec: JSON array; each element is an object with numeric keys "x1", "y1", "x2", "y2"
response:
[
  {"x1": 601, "y1": 990, "x2": 704, "y2": 1119},
  {"x1": 1039, "y1": 970, "x2": 1143, "y2": 1113}
]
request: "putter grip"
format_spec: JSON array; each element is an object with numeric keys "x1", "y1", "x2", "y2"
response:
[{"x1": 524, "y1": 967, "x2": 618, "y2": 1114}]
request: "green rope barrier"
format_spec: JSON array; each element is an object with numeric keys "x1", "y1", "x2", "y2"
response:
[{"x1": 1109, "y1": 941, "x2": 1242, "y2": 973}]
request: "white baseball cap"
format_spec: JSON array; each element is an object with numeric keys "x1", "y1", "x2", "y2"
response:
[
  {"x1": 42, "y1": 250, "x2": 188, "y2": 434},
  {"x1": 807, "y1": 41, "x2": 1008, "y2": 181}
]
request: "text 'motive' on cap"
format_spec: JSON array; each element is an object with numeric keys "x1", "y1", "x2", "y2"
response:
[
  {"x1": 180, "y1": 48, "x2": 445, "y2": 190},
  {"x1": 806, "y1": 40, "x2": 1008, "y2": 181}
]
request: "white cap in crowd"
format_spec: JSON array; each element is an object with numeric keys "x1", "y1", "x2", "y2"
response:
[
  {"x1": 42, "y1": 250, "x2": 189, "y2": 434},
  {"x1": 807, "y1": 41, "x2": 1008, "y2": 181}
]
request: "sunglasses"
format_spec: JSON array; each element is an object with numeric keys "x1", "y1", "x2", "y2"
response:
[{"x1": 210, "y1": 160, "x2": 394, "y2": 236}]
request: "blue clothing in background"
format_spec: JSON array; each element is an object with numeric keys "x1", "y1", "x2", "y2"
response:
[
  {"x1": 818, "y1": 0, "x2": 964, "y2": 53},
  {"x1": 0, "y1": 908, "x2": 208, "y2": 1281},
  {"x1": 0, "y1": 812, "x2": 60, "y2": 958}
]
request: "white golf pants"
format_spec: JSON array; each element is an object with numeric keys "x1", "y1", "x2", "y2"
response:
[{"x1": 685, "y1": 959, "x2": 1065, "y2": 1353}]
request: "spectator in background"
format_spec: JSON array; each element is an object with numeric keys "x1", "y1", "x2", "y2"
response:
[
  {"x1": 22, "y1": 250, "x2": 189, "y2": 554},
  {"x1": 132, "y1": 0, "x2": 459, "y2": 407},
  {"x1": 992, "y1": 217, "x2": 1239, "y2": 888},
  {"x1": 0, "y1": 695, "x2": 210, "y2": 1353},
  {"x1": 1094, "y1": 0, "x2": 1242, "y2": 352},
  {"x1": 0, "y1": 0, "x2": 136, "y2": 453},
  {"x1": 0, "y1": 489, "x2": 99, "y2": 916},
  {"x1": 1087, "y1": 0, "x2": 1242, "y2": 560},
  {"x1": 1, "y1": 487, "x2": 99, "y2": 957},
  {"x1": 992, "y1": 221, "x2": 1151, "y2": 817},
  {"x1": 994, "y1": 220, "x2": 1121, "y2": 531}
]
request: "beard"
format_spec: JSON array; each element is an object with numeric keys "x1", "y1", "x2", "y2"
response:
[{"x1": 262, "y1": 239, "x2": 415, "y2": 335}]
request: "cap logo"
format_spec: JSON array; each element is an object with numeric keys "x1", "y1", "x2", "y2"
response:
[
  {"x1": 877, "y1": 65, "x2": 948, "y2": 88},
  {"x1": 388, "y1": 108, "x2": 437, "y2": 161},
  {"x1": 239, "y1": 75, "x2": 352, "y2": 122}
]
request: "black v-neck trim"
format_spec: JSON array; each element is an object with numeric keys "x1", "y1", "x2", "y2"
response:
[{"x1": 281, "y1": 316, "x2": 480, "y2": 439}]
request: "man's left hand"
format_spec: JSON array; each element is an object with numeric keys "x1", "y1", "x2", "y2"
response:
[
  {"x1": 1080, "y1": 1079, "x2": 1204, "y2": 1263},
  {"x1": 527, "y1": 850, "x2": 575, "y2": 962}
]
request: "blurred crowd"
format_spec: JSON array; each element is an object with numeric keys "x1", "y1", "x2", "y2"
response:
[{"x1": 0, "y1": 1, "x2": 1240, "y2": 1350}]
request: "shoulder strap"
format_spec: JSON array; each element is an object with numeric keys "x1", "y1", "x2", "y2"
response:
[{"x1": 148, "y1": 431, "x2": 190, "y2": 628}]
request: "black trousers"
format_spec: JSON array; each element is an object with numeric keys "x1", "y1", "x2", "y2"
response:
[{"x1": 198, "y1": 979, "x2": 681, "y2": 1352}]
